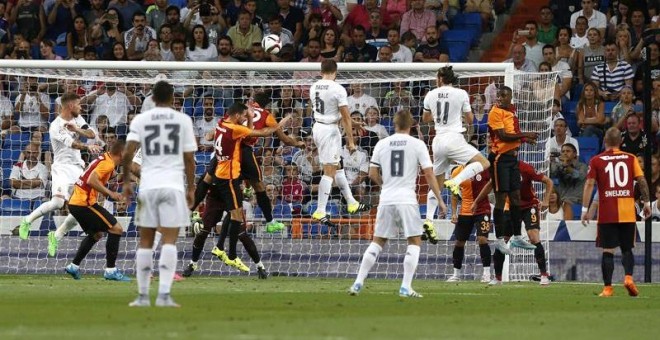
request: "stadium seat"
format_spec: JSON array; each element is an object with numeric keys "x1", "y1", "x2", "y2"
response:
[
  {"x1": 0, "y1": 199, "x2": 32, "y2": 216},
  {"x1": 570, "y1": 83, "x2": 584, "y2": 99},
  {"x1": 195, "y1": 163, "x2": 207, "y2": 177},
  {"x1": 576, "y1": 136, "x2": 600, "y2": 163},
  {"x1": 451, "y1": 13, "x2": 482, "y2": 46},
  {"x1": 3, "y1": 133, "x2": 30, "y2": 149},
  {"x1": 603, "y1": 101, "x2": 616, "y2": 116},
  {"x1": 571, "y1": 203, "x2": 583, "y2": 220},
  {"x1": 41, "y1": 132, "x2": 50, "y2": 151},
  {"x1": 53, "y1": 46, "x2": 68, "y2": 59},
  {"x1": 195, "y1": 151, "x2": 213, "y2": 165},
  {"x1": 1, "y1": 149, "x2": 21, "y2": 163},
  {"x1": 182, "y1": 98, "x2": 195, "y2": 116},
  {"x1": 442, "y1": 30, "x2": 473, "y2": 62}
]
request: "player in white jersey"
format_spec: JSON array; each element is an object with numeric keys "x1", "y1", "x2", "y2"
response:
[
  {"x1": 122, "y1": 81, "x2": 197, "y2": 308},
  {"x1": 20, "y1": 93, "x2": 101, "y2": 240},
  {"x1": 308, "y1": 59, "x2": 370, "y2": 226},
  {"x1": 422, "y1": 66, "x2": 490, "y2": 224},
  {"x1": 349, "y1": 110, "x2": 442, "y2": 298}
]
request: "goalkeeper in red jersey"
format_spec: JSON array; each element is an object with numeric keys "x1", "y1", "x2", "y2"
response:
[{"x1": 473, "y1": 160, "x2": 553, "y2": 285}]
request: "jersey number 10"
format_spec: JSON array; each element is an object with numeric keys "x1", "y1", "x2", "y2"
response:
[{"x1": 604, "y1": 161, "x2": 629, "y2": 188}]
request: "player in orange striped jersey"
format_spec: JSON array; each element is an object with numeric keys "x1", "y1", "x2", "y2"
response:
[
  {"x1": 581, "y1": 128, "x2": 651, "y2": 297},
  {"x1": 63, "y1": 140, "x2": 129, "y2": 281},
  {"x1": 447, "y1": 165, "x2": 492, "y2": 283}
]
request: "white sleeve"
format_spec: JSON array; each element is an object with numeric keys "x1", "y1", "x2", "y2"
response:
[
  {"x1": 569, "y1": 12, "x2": 577, "y2": 28},
  {"x1": 359, "y1": 151, "x2": 369, "y2": 173},
  {"x1": 571, "y1": 137, "x2": 580, "y2": 156},
  {"x1": 182, "y1": 116, "x2": 198, "y2": 152},
  {"x1": 39, "y1": 93, "x2": 51, "y2": 111},
  {"x1": 416, "y1": 140, "x2": 433, "y2": 169},
  {"x1": 49, "y1": 120, "x2": 74, "y2": 147},
  {"x1": 132, "y1": 148, "x2": 143, "y2": 165},
  {"x1": 336, "y1": 85, "x2": 348, "y2": 108},
  {"x1": 423, "y1": 92, "x2": 431, "y2": 112},
  {"x1": 370, "y1": 141, "x2": 383, "y2": 167},
  {"x1": 9, "y1": 164, "x2": 20, "y2": 180},
  {"x1": 369, "y1": 96, "x2": 379, "y2": 109},
  {"x1": 461, "y1": 90, "x2": 471, "y2": 113},
  {"x1": 38, "y1": 164, "x2": 49, "y2": 183},
  {"x1": 126, "y1": 117, "x2": 141, "y2": 142}
]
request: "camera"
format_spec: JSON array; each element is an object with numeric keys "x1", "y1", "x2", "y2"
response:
[
  {"x1": 199, "y1": 0, "x2": 211, "y2": 17},
  {"x1": 518, "y1": 29, "x2": 530, "y2": 36},
  {"x1": 550, "y1": 151, "x2": 560, "y2": 158}
]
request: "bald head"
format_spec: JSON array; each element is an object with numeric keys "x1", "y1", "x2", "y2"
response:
[{"x1": 604, "y1": 127, "x2": 622, "y2": 148}]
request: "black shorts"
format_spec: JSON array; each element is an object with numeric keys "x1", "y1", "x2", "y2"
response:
[
  {"x1": 207, "y1": 178, "x2": 243, "y2": 211},
  {"x1": 522, "y1": 206, "x2": 540, "y2": 230},
  {"x1": 597, "y1": 223, "x2": 636, "y2": 249},
  {"x1": 239, "y1": 144, "x2": 262, "y2": 181},
  {"x1": 68, "y1": 203, "x2": 117, "y2": 234},
  {"x1": 454, "y1": 214, "x2": 491, "y2": 241},
  {"x1": 202, "y1": 194, "x2": 227, "y2": 233},
  {"x1": 206, "y1": 156, "x2": 219, "y2": 178},
  {"x1": 488, "y1": 152, "x2": 520, "y2": 193}
]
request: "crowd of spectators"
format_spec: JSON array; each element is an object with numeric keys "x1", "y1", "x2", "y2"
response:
[{"x1": 1, "y1": 0, "x2": 660, "y2": 222}]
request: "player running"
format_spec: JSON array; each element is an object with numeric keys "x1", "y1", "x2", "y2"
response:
[
  {"x1": 446, "y1": 165, "x2": 492, "y2": 283},
  {"x1": 123, "y1": 80, "x2": 197, "y2": 307},
  {"x1": 581, "y1": 127, "x2": 651, "y2": 297},
  {"x1": 63, "y1": 141, "x2": 129, "y2": 281},
  {"x1": 473, "y1": 160, "x2": 553, "y2": 285},
  {"x1": 421, "y1": 66, "x2": 490, "y2": 230},
  {"x1": 349, "y1": 110, "x2": 442, "y2": 298},
  {"x1": 20, "y1": 93, "x2": 101, "y2": 240},
  {"x1": 309, "y1": 59, "x2": 371, "y2": 226}
]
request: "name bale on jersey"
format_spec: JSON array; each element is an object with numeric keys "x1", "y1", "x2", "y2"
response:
[{"x1": 437, "y1": 93, "x2": 449, "y2": 99}]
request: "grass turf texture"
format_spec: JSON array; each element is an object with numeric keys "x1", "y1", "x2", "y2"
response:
[{"x1": 1, "y1": 276, "x2": 659, "y2": 340}]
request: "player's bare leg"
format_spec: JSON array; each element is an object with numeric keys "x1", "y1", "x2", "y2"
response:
[
  {"x1": 527, "y1": 229, "x2": 550, "y2": 285},
  {"x1": 350, "y1": 237, "x2": 387, "y2": 295},
  {"x1": 444, "y1": 154, "x2": 490, "y2": 195},
  {"x1": 48, "y1": 213, "x2": 79, "y2": 256}
]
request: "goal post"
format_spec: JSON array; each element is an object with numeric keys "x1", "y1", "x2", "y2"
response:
[{"x1": 0, "y1": 60, "x2": 556, "y2": 281}]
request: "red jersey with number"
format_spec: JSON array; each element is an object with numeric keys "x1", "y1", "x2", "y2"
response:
[
  {"x1": 519, "y1": 161, "x2": 545, "y2": 209},
  {"x1": 451, "y1": 166, "x2": 491, "y2": 216},
  {"x1": 587, "y1": 148, "x2": 644, "y2": 223},
  {"x1": 242, "y1": 102, "x2": 278, "y2": 147},
  {"x1": 70, "y1": 153, "x2": 115, "y2": 206},
  {"x1": 214, "y1": 120, "x2": 251, "y2": 180}
]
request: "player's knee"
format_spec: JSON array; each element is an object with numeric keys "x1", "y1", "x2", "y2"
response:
[
  {"x1": 110, "y1": 224, "x2": 124, "y2": 234},
  {"x1": 51, "y1": 196, "x2": 66, "y2": 210},
  {"x1": 93, "y1": 232, "x2": 104, "y2": 241},
  {"x1": 251, "y1": 181, "x2": 265, "y2": 192},
  {"x1": 477, "y1": 236, "x2": 488, "y2": 245}
]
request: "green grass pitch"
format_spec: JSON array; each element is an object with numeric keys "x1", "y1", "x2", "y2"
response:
[{"x1": 1, "y1": 275, "x2": 659, "y2": 340}]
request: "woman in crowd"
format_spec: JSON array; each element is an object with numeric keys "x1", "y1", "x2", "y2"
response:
[
  {"x1": 320, "y1": 27, "x2": 343, "y2": 61},
  {"x1": 66, "y1": 15, "x2": 91, "y2": 60},
  {"x1": 576, "y1": 81, "x2": 606, "y2": 139}
]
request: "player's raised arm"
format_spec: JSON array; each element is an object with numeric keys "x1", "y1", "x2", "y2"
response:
[
  {"x1": 580, "y1": 178, "x2": 596, "y2": 225},
  {"x1": 248, "y1": 115, "x2": 292, "y2": 138}
]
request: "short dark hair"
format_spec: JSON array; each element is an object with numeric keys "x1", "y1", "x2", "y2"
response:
[
  {"x1": 353, "y1": 25, "x2": 366, "y2": 33},
  {"x1": 604, "y1": 39, "x2": 617, "y2": 47},
  {"x1": 166, "y1": 5, "x2": 180, "y2": 15},
  {"x1": 562, "y1": 143, "x2": 577, "y2": 153},
  {"x1": 83, "y1": 46, "x2": 97, "y2": 55},
  {"x1": 152, "y1": 80, "x2": 174, "y2": 105},
  {"x1": 525, "y1": 20, "x2": 538, "y2": 29},
  {"x1": 60, "y1": 92, "x2": 79, "y2": 105},
  {"x1": 542, "y1": 44, "x2": 554, "y2": 53},
  {"x1": 268, "y1": 15, "x2": 282, "y2": 24},
  {"x1": 227, "y1": 102, "x2": 248, "y2": 115},
  {"x1": 171, "y1": 39, "x2": 186, "y2": 49},
  {"x1": 132, "y1": 11, "x2": 146, "y2": 21},
  {"x1": 437, "y1": 65, "x2": 458, "y2": 85},
  {"x1": 554, "y1": 117, "x2": 567, "y2": 126},
  {"x1": 253, "y1": 91, "x2": 272, "y2": 108},
  {"x1": 321, "y1": 59, "x2": 338, "y2": 74},
  {"x1": 218, "y1": 35, "x2": 233, "y2": 46}
]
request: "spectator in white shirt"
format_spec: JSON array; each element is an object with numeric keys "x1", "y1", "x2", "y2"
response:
[
  {"x1": 15, "y1": 77, "x2": 50, "y2": 132},
  {"x1": 509, "y1": 20, "x2": 544, "y2": 67},
  {"x1": 195, "y1": 97, "x2": 218, "y2": 152},
  {"x1": 82, "y1": 82, "x2": 134, "y2": 128},
  {"x1": 570, "y1": 16, "x2": 589, "y2": 49},
  {"x1": 186, "y1": 24, "x2": 218, "y2": 61},
  {"x1": 10, "y1": 143, "x2": 49, "y2": 200},
  {"x1": 124, "y1": 11, "x2": 158, "y2": 61},
  {"x1": 542, "y1": 44, "x2": 573, "y2": 100},
  {"x1": 363, "y1": 106, "x2": 389, "y2": 140},
  {"x1": 378, "y1": 28, "x2": 412, "y2": 63},
  {"x1": 570, "y1": 0, "x2": 607, "y2": 38},
  {"x1": 347, "y1": 83, "x2": 379, "y2": 115},
  {"x1": 545, "y1": 118, "x2": 580, "y2": 165},
  {"x1": 1, "y1": 86, "x2": 16, "y2": 134}
]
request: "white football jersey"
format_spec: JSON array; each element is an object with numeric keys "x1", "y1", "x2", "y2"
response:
[
  {"x1": 423, "y1": 85, "x2": 471, "y2": 134},
  {"x1": 49, "y1": 115, "x2": 89, "y2": 168},
  {"x1": 126, "y1": 107, "x2": 197, "y2": 192},
  {"x1": 132, "y1": 148, "x2": 143, "y2": 166},
  {"x1": 370, "y1": 133, "x2": 432, "y2": 205},
  {"x1": 309, "y1": 79, "x2": 348, "y2": 124}
]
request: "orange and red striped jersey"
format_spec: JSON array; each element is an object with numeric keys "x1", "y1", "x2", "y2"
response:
[
  {"x1": 488, "y1": 105, "x2": 521, "y2": 154},
  {"x1": 451, "y1": 165, "x2": 491, "y2": 216},
  {"x1": 519, "y1": 161, "x2": 545, "y2": 209},
  {"x1": 587, "y1": 148, "x2": 644, "y2": 224},
  {"x1": 214, "y1": 120, "x2": 251, "y2": 180},
  {"x1": 242, "y1": 102, "x2": 278, "y2": 147},
  {"x1": 69, "y1": 152, "x2": 115, "y2": 206}
]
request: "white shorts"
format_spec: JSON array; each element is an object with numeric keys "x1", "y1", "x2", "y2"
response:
[
  {"x1": 432, "y1": 133, "x2": 480, "y2": 176},
  {"x1": 134, "y1": 188, "x2": 189, "y2": 228},
  {"x1": 51, "y1": 163, "x2": 84, "y2": 200},
  {"x1": 312, "y1": 123, "x2": 342, "y2": 165},
  {"x1": 374, "y1": 204, "x2": 423, "y2": 239}
]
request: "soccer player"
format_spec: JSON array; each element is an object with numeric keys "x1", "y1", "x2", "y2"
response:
[
  {"x1": 192, "y1": 102, "x2": 288, "y2": 274},
  {"x1": 309, "y1": 59, "x2": 370, "y2": 225},
  {"x1": 581, "y1": 127, "x2": 651, "y2": 297},
  {"x1": 20, "y1": 93, "x2": 101, "y2": 240},
  {"x1": 348, "y1": 110, "x2": 442, "y2": 298},
  {"x1": 63, "y1": 141, "x2": 129, "y2": 281},
  {"x1": 473, "y1": 160, "x2": 553, "y2": 285},
  {"x1": 421, "y1": 66, "x2": 490, "y2": 232},
  {"x1": 122, "y1": 80, "x2": 197, "y2": 307},
  {"x1": 446, "y1": 165, "x2": 492, "y2": 283},
  {"x1": 486, "y1": 86, "x2": 537, "y2": 256}
]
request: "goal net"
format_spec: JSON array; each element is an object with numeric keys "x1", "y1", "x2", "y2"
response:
[{"x1": 0, "y1": 61, "x2": 556, "y2": 281}]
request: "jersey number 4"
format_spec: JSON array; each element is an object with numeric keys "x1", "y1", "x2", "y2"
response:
[
  {"x1": 144, "y1": 124, "x2": 180, "y2": 156},
  {"x1": 436, "y1": 101, "x2": 450, "y2": 125}
]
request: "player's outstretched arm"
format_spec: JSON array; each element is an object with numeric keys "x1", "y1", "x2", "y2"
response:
[
  {"x1": 122, "y1": 141, "x2": 139, "y2": 199},
  {"x1": 87, "y1": 171, "x2": 123, "y2": 201},
  {"x1": 580, "y1": 178, "x2": 596, "y2": 226},
  {"x1": 422, "y1": 109, "x2": 433, "y2": 124},
  {"x1": 248, "y1": 115, "x2": 292, "y2": 138},
  {"x1": 493, "y1": 128, "x2": 538, "y2": 143},
  {"x1": 450, "y1": 192, "x2": 458, "y2": 224}
]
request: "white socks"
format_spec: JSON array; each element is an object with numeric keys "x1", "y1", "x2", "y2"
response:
[
  {"x1": 316, "y1": 175, "x2": 334, "y2": 215},
  {"x1": 452, "y1": 162, "x2": 485, "y2": 184},
  {"x1": 402, "y1": 245, "x2": 420, "y2": 290},
  {"x1": 54, "y1": 214, "x2": 78, "y2": 241},
  {"x1": 26, "y1": 197, "x2": 65, "y2": 223},
  {"x1": 355, "y1": 242, "x2": 382, "y2": 285},
  {"x1": 256, "y1": 261, "x2": 265, "y2": 269},
  {"x1": 483, "y1": 266, "x2": 491, "y2": 276},
  {"x1": 158, "y1": 244, "x2": 178, "y2": 295},
  {"x1": 151, "y1": 231, "x2": 163, "y2": 251},
  {"x1": 135, "y1": 248, "x2": 153, "y2": 296},
  {"x1": 426, "y1": 190, "x2": 438, "y2": 220},
  {"x1": 453, "y1": 268, "x2": 462, "y2": 276},
  {"x1": 335, "y1": 169, "x2": 358, "y2": 205}
]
